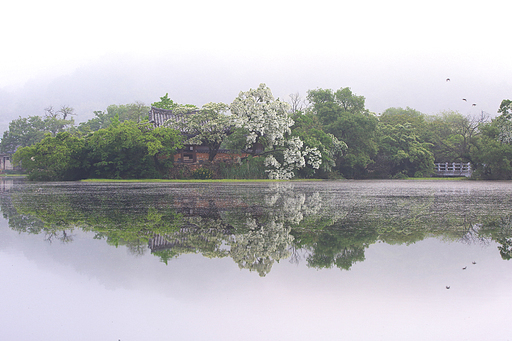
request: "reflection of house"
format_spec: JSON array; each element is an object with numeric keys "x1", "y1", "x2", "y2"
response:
[
  {"x1": 148, "y1": 225, "x2": 234, "y2": 253},
  {"x1": 172, "y1": 192, "x2": 255, "y2": 218},
  {"x1": 0, "y1": 178, "x2": 13, "y2": 192},
  {"x1": 0, "y1": 153, "x2": 13, "y2": 171},
  {"x1": 148, "y1": 106, "x2": 250, "y2": 164}
]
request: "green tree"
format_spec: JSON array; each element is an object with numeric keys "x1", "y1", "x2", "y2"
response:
[
  {"x1": 498, "y1": 99, "x2": 512, "y2": 117},
  {"x1": 172, "y1": 102, "x2": 232, "y2": 161},
  {"x1": 151, "y1": 93, "x2": 178, "y2": 110},
  {"x1": 78, "y1": 102, "x2": 149, "y2": 133},
  {"x1": 307, "y1": 87, "x2": 378, "y2": 178},
  {"x1": 307, "y1": 87, "x2": 366, "y2": 126},
  {"x1": 43, "y1": 106, "x2": 76, "y2": 136},
  {"x1": 1, "y1": 110, "x2": 75, "y2": 153},
  {"x1": 12, "y1": 131, "x2": 87, "y2": 181},
  {"x1": 77, "y1": 110, "x2": 112, "y2": 132},
  {"x1": 379, "y1": 107, "x2": 428, "y2": 139},
  {"x1": 86, "y1": 119, "x2": 183, "y2": 179},
  {"x1": 11, "y1": 111, "x2": 182, "y2": 180},
  {"x1": 426, "y1": 111, "x2": 481, "y2": 163},
  {"x1": 151, "y1": 94, "x2": 197, "y2": 111},
  {"x1": 494, "y1": 99, "x2": 512, "y2": 144},
  {"x1": 149, "y1": 125, "x2": 185, "y2": 175},
  {"x1": 291, "y1": 111, "x2": 346, "y2": 177},
  {"x1": 107, "y1": 102, "x2": 148, "y2": 123},
  {"x1": 1, "y1": 116, "x2": 46, "y2": 152},
  {"x1": 372, "y1": 123, "x2": 434, "y2": 178},
  {"x1": 471, "y1": 116, "x2": 512, "y2": 179}
]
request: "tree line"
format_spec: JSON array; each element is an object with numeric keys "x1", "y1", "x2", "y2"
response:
[{"x1": 1, "y1": 84, "x2": 512, "y2": 180}]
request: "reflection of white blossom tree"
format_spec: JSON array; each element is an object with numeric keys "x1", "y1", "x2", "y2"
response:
[
  {"x1": 228, "y1": 183, "x2": 330, "y2": 276},
  {"x1": 230, "y1": 84, "x2": 321, "y2": 179},
  {"x1": 229, "y1": 219, "x2": 294, "y2": 277},
  {"x1": 264, "y1": 183, "x2": 323, "y2": 225}
]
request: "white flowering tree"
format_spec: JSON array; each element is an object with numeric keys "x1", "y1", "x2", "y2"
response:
[
  {"x1": 497, "y1": 100, "x2": 512, "y2": 144},
  {"x1": 230, "y1": 84, "x2": 322, "y2": 179}
]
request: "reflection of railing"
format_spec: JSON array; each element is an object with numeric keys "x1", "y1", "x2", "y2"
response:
[{"x1": 434, "y1": 162, "x2": 472, "y2": 177}]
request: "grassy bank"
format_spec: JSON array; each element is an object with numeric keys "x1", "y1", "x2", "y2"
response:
[
  {"x1": 79, "y1": 177, "x2": 469, "y2": 183},
  {"x1": 80, "y1": 178, "x2": 289, "y2": 183},
  {"x1": 407, "y1": 177, "x2": 468, "y2": 180}
]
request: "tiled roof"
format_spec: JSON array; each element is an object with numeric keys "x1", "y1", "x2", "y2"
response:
[
  {"x1": 148, "y1": 106, "x2": 198, "y2": 132},
  {"x1": 149, "y1": 106, "x2": 233, "y2": 136}
]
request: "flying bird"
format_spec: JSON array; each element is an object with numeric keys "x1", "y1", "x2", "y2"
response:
[
  {"x1": 462, "y1": 266, "x2": 467, "y2": 270},
  {"x1": 462, "y1": 98, "x2": 467, "y2": 101},
  {"x1": 472, "y1": 261, "x2": 476, "y2": 264},
  {"x1": 446, "y1": 286, "x2": 450, "y2": 289},
  {"x1": 446, "y1": 78, "x2": 451, "y2": 82},
  {"x1": 472, "y1": 104, "x2": 477, "y2": 106}
]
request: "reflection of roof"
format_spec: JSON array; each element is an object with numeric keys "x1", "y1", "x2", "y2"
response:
[{"x1": 148, "y1": 225, "x2": 234, "y2": 252}]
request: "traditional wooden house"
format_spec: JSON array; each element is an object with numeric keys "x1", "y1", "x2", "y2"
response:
[{"x1": 148, "y1": 106, "x2": 248, "y2": 165}]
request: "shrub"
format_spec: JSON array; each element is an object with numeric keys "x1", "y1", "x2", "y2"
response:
[
  {"x1": 219, "y1": 157, "x2": 266, "y2": 179},
  {"x1": 192, "y1": 167, "x2": 213, "y2": 179},
  {"x1": 392, "y1": 171, "x2": 409, "y2": 179}
]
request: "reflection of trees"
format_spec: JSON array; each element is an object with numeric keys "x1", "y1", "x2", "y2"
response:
[
  {"x1": 148, "y1": 217, "x2": 232, "y2": 263},
  {"x1": 2, "y1": 180, "x2": 512, "y2": 275},
  {"x1": 496, "y1": 216, "x2": 512, "y2": 260},
  {"x1": 1, "y1": 184, "x2": 72, "y2": 243},
  {"x1": 479, "y1": 214, "x2": 512, "y2": 260},
  {"x1": 225, "y1": 183, "x2": 335, "y2": 276},
  {"x1": 1, "y1": 182, "x2": 331, "y2": 276},
  {"x1": 3, "y1": 183, "x2": 184, "y2": 252},
  {"x1": 263, "y1": 183, "x2": 324, "y2": 225},
  {"x1": 373, "y1": 195, "x2": 435, "y2": 245},
  {"x1": 458, "y1": 224, "x2": 490, "y2": 246},
  {"x1": 305, "y1": 231, "x2": 368, "y2": 270},
  {"x1": 230, "y1": 219, "x2": 294, "y2": 277},
  {"x1": 292, "y1": 223, "x2": 378, "y2": 271},
  {"x1": 498, "y1": 239, "x2": 512, "y2": 260},
  {"x1": 44, "y1": 229, "x2": 75, "y2": 244}
]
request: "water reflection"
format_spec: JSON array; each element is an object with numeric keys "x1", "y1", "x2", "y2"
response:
[{"x1": 1, "y1": 178, "x2": 512, "y2": 276}]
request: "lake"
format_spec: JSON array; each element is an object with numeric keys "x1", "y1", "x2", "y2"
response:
[{"x1": 1, "y1": 178, "x2": 512, "y2": 340}]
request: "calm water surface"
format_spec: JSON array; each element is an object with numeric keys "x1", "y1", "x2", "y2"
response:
[{"x1": 1, "y1": 178, "x2": 512, "y2": 340}]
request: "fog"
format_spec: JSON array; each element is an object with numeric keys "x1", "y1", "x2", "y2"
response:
[{"x1": 1, "y1": 0, "x2": 511, "y2": 133}]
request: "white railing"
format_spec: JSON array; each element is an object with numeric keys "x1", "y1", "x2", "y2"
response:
[{"x1": 434, "y1": 162, "x2": 472, "y2": 177}]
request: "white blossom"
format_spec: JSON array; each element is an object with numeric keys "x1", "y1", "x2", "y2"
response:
[
  {"x1": 498, "y1": 120, "x2": 512, "y2": 143},
  {"x1": 231, "y1": 84, "x2": 324, "y2": 179}
]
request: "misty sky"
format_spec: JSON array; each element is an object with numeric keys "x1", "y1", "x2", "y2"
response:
[{"x1": 1, "y1": 0, "x2": 511, "y2": 133}]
